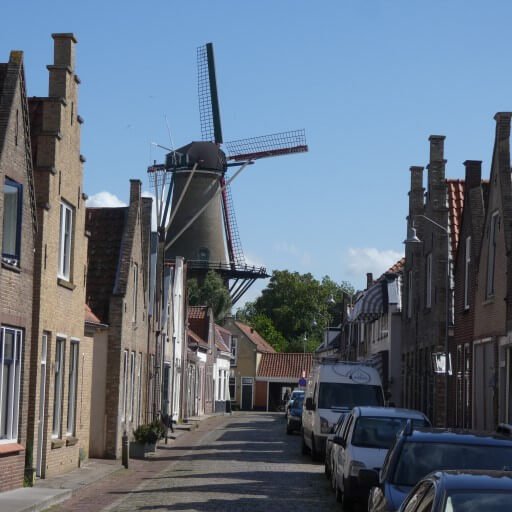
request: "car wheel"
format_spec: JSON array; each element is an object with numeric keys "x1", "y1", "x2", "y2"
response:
[
  {"x1": 342, "y1": 478, "x2": 354, "y2": 511},
  {"x1": 301, "y1": 434, "x2": 309, "y2": 455}
]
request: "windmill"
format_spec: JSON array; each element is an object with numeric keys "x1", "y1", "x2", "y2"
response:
[{"x1": 148, "y1": 43, "x2": 308, "y2": 305}]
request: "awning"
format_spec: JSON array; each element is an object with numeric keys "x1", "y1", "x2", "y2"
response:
[{"x1": 350, "y1": 280, "x2": 387, "y2": 322}]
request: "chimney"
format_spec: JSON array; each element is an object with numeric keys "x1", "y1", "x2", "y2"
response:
[
  {"x1": 493, "y1": 112, "x2": 512, "y2": 172},
  {"x1": 48, "y1": 33, "x2": 77, "y2": 99},
  {"x1": 366, "y1": 273, "x2": 373, "y2": 289},
  {"x1": 427, "y1": 135, "x2": 447, "y2": 213},
  {"x1": 409, "y1": 166, "x2": 425, "y2": 219},
  {"x1": 129, "y1": 179, "x2": 141, "y2": 205},
  {"x1": 463, "y1": 160, "x2": 482, "y2": 190}
]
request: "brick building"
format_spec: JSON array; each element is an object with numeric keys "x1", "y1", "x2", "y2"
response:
[
  {"x1": 472, "y1": 113, "x2": 512, "y2": 430},
  {"x1": 28, "y1": 33, "x2": 91, "y2": 479},
  {"x1": 86, "y1": 180, "x2": 152, "y2": 458},
  {"x1": 402, "y1": 136, "x2": 464, "y2": 426},
  {"x1": 0, "y1": 50, "x2": 37, "y2": 491},
  {"x1": 450, "y1": 161, "x2": 486, "y2": 428}
]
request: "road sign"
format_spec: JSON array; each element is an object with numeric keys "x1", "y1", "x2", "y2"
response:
[{"x1": 298, "y1": 377, "x2": 307, "y2": 387}]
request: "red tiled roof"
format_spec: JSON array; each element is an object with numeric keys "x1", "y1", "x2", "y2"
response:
[
  {"x1": 235, "y1": 321, "x2": 276, "y2": 353},
  {"x1": 257, "y1": 353, "x2": 313, "y2": 379},
  {"x1": 447, "y1": 179, "x2": 465, "y2": 257},
  {"x1": 386, "y1": 257, "x2": 405, "y2": 275},
  {"x1": 84, "y1": 303, "x2": 102, "y2": 324},
  {"x1": 188, "y1": 328, "x2": 209, "y2": 350},
  {"x1": 188, "y1": 306, "x2": 207, "y2": 319},
  {"x1": 214, "y1": 325, "x2": 230, "y2": 352}
]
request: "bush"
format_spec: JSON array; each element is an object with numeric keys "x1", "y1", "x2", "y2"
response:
[{"x1": 133, "y1": 421, "x2": 163, "y2": 444}]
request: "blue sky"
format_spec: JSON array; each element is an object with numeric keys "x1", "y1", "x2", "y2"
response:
[{"x1": 2, "y1": 1, "x2": 511, "y2": 302}]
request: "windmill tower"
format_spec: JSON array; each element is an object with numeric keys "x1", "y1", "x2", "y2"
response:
[{"x1": 148, "y1": 43, "x2": 307, "y2": 305}]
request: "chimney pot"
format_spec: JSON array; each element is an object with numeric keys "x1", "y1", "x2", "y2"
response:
[{"x1": 366, "y1": 273, "x2": 373, "y2": 289}]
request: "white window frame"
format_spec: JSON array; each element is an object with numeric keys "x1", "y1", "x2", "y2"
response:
[
  {"x1": 2, "y1": 178, "x2": 23, "y2": 266},
  {"x1": 487, "y1": 212, "x2": 499, "y2": 298},
  {"x1": 464, "y1": 236, "x2": 471, "y2": 310},
  {"x1": 52, "y1": 338, "x2": 65, "y2": 438},
  {"x1": 58, "y1": 201, "x2": 73, "y2": 280},
  {"x1": 230, "y1": 336, "x2": 238, "y2": 366},
  {"x1": 66, "y1": 340, "x2": 79, "y2": 436},
  {"x1": 129, "y1": 351, "x2": 135, "y2": 422},
  {"x1": 122, "y1": 350, "x2": 128, "y2": 422},
  {"x1": 136, "y1": 353, "x2": 142, "y2": 426},
  {"x1": 132, "y1": 263, "x2": 138, "y2": 323},
  {"x1": 0, "y1": 326, "x2": 23, "y2": 443},
  {"x1": 426, "y1": 253, "x2": 432, "y2": 308}
]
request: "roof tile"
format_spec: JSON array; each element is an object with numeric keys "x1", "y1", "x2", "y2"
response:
[{"x1": 257, "y1": 353, "x2": 313, "y2": 379}]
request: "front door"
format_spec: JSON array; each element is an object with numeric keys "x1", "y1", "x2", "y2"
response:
[
  {"x1": 241, "y1": 378, "x2": 253, "y2": 410},
  {"x1": 36, "y1": 334, "x2": 48, "y2": 477}
]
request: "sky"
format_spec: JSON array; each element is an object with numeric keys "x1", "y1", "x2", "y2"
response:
[{"x1": 2, "y1": 1, "x2": 511, "y2": 304}]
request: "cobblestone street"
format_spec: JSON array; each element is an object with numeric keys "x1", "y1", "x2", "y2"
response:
[{"x1": 47, "y1": 412, "x2": 338, "y2": 512}]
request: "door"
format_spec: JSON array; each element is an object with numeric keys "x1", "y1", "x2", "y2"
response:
[
  {"x1": 474, "y1": 341, "x2": 495, "y2": 430},
  {"x1": 241, "y1": 378, "x2": 253, "y2": 410},
  {"x1": 36, "y1": 334, "x2": 47, "y2": 477}
]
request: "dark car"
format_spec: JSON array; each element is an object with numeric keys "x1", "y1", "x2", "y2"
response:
[
  {"x1": 286, "y1": 396, "x2": 304, "y2": 434},
  {"x1": 398, "y1": 470, "x2": 512, "y2": 512},
  {"x1": 363, "y1": 425, "x2": 512, "y2": 512}
]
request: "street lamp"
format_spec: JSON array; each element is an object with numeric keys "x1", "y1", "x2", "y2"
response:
[{"x1": 404, "y1": 214, "x2": 450, "y2": 427}]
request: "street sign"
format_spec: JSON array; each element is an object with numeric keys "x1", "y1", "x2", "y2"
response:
[{"x1": 298, "y1": 377, "x2": 307, "y2": 387}]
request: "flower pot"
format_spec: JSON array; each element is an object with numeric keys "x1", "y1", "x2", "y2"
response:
[{"x1": 129, "y1": 441, "x2": 156, "y2": 459}]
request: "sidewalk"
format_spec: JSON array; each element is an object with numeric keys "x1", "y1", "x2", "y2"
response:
[{"x1": 0, "y1": 415, "x2": 215, "y2": 512}]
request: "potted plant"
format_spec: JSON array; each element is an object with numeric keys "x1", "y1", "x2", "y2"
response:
[{"x1": 129, "y1": 421, "x2": 163, "y2": 459}]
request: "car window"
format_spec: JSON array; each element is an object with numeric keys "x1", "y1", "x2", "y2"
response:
[
  {"x1": 351, "y1": 417, "x2": 429, "y2": 449},
  {"x1": 342, "y1": 416, "x2": 354, "y2": 442},
  {"x1": 416, "y1": 485, "x2": 435, "y2": 512},
  {"x1": 392, "y1": 442, "x2": 512, "y2": 486},
  {"x1": 444, "y1": 491, "x2": 512, "y2": 512},
  {"x1": 318, "y1": 383, "x2": 383, "y2": 409},
  {"x1": 402, "y1": 482, "x2": 432, "y2": 512}
]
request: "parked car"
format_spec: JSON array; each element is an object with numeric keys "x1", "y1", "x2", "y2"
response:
[
  {"x1": 364, "y1": 425, "x2": 512, "y2": 512},
  {"x1": 324, "y1": 413, "x2": 349, "y2": 482},
  {"x1": 332, "y1": 407, "x2": 429, "y2": 509},
  {"x1": 398, "y1": 470, "x2": 512, "y2": 512},
  {"x1": 286, "y1": 396, "x2": 304, "y2": 434},
  {"x1": 285, "y1": 388, "x2": 304, "y2": 418},
  {"x1": 302, "y1": 360, "x2": 384, "y2": 460}
]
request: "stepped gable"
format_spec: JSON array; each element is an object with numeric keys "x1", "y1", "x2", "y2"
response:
[
  {"x1": 85, "y1": 207, "x2": 127, "y2": 323},
  {"x1": 235, "y1": 321, "x2": 275, "y2": 353},
  {"x1": 257, "y1": 352, "x2": 313, "y2": 379}
]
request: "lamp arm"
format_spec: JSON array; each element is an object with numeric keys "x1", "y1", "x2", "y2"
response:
[{"x1": 415, "y1": 214, "x2": 448, "y2": 234}]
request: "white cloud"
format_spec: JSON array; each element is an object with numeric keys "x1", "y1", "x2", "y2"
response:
[
  {"x1": 273, "y1": 241, "x2": 312, "y2": 266},
  {"x1": 86, "y1": 191, "x2": 126, "y2": 208},
  {"x1": 344, "y1": 247, "x2": 403, "y2": 282}
]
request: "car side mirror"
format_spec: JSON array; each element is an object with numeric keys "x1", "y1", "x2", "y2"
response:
[
  {"x1": 333, "y1": 436, "x2": 346, "y2": 448},
  {"x1": 305, "y1": 397, "x2": 316, "y2": 411},
  {"x1": 359, "y1": 468, "x2": 379, "y2": 488}
]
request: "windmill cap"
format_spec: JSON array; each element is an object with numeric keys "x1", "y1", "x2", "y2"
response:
[{"x1": 170, "y1": 141, "x2": 227, "y2": 172}]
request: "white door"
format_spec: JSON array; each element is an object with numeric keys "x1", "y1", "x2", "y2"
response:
[{"x1": 36, "y1": 334, "x2": 47, "y2": 477}]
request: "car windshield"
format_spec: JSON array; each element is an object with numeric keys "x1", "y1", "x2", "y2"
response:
[
  {"x1": 444, "y1": 491, "x2": 512, "y2": 511},
  {"x1": 318, "y1": 383, "x2": 383, "y2": 410},
  {"x1": 392, "y1": 443, "x2": 512, "y2": 486},
  {"x1": 291, "y1": 397, "x2": 304, "y2": 409},
  {"x1": 351, "y1": 417, "x2": 429, "y2": 449}
]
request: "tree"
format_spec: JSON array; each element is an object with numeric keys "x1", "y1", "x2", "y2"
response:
[
  {"x1": 237, "y1": 270, "x2": 354, "y2": 352},
  {"x1": 188, "y1": 271, "x2": 232, "y2": 321}
]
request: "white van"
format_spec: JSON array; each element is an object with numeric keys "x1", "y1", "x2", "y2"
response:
[{"x1": 301, "y1": 360, "x2": 384, "y2": 460}]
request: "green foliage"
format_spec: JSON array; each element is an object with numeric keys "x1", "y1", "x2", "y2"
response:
[
  {"x1": 188, "y1": 271, "x2": 232, "y2": 320},
  {"x1": 237, "y1": 270, "x2": 354, "y2": 353},
  {"x1": 133, "y1": 421, "x2": 164, "y2": 444}
]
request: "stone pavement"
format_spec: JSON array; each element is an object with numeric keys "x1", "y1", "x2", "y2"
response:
[{"x1": 0, "y1": 412, "x2": 339, "y2": 512}]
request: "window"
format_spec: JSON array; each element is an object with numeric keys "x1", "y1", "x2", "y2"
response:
[
  {"x1": 230, "y1": 336, "x2": 238, "y2": 366},
  {"x1": 129, "y1": 352, "x2": 135, "y2": 421},
  {"x1": 229, "y1": 376, "x2": 236, "y2": 401},
  {"x1": 2, "y1": 178, "x2": 23, "y2": 266},
  {"x1": 122, "y1": 350, "x2": 128, "y2": 422},
  {"x1": 0, "y1": 326, "x2": 23, "y2": 442},
  {"x1": 487, "y1": 212, "x2": 499, "y2": 298},
  {"x1": 66, "y1": 341, "x2": 79, "y2": 436},
  {"x1": 136, "y1": 353, "x2": 142, "y2": 426},
  {"x1": 464, "y1": 236, "x2": 471, "y2": 309},
  {"x1": 52, "y1": 338, "x2": 65, "y2": 437},
  {"x1": 132, "y1": 263, "x2": 138, "y2": 322},
  {"x1": 407, "y1": 270, "x2": 413, "y2": 318},
  {"x1": 58, "y1": 202, "x2": 73, "y2": 280},
  {"x1": 425, "y1": 253, "x2": 432, "y2": 308}
]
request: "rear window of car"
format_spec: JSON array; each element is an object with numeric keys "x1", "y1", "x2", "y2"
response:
[
  {"x1": 351, "y1": 417, "x2": 428, "y2": 449},
  {"x1": 318, "y1": 383, "x2": 384, "y2": 409},
  {"x1": 445, "y1": 491, "x2": 512, "y2": 511},
  {"x1": 392, "y1": 442, "x2": 512, "y2": 486}
]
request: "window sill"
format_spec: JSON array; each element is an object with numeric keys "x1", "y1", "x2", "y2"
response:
[
  {"x1": 0, "y1": 443, "x2": 24, "y2": 454},
  {"x1": 1, "y1": 260, "x2": 21, "y2": 273},
  {"x1": 66, "y1": 436, "x2": 78, "y2": 446},
  {"x1": 57, "y1": 278, "x2": 76, "y2": 290},
  {"x1": 51, "y1": 438, "x2": 65, "y2": 449}
]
